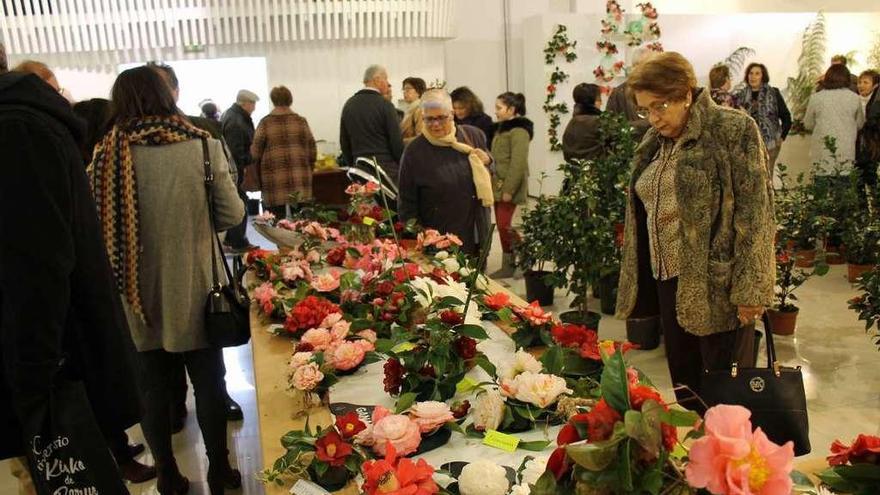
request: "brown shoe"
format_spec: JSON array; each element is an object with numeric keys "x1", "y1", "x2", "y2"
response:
[{"x1": 119, "y1": 459, "x2": 158, "y2": 484}]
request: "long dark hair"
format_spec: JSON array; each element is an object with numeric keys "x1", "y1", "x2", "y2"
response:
[
  {"x1": 450, "y1": 86, "x2": 484, "y2": 117},
  {"x1": 108, "y1": 66, "x2": 179, "y2": 127},
  {"x1": 497, "y1": 91, "x2": 526, "y2": 116},
  {"x1": 743, "y1": 62, "x2": 770, "y2": 85},
  {"x1": 72, "y1": 98, "x2": 111, "y2": 164}
]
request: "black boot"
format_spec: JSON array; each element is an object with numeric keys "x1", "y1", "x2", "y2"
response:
[{"x1": 207, "y1": 459, "x2": 242, "y2": 495}]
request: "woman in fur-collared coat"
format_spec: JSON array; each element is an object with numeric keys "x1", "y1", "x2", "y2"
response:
[{"x1": 615, "y1": 52, "x2": 776, "y2": 413}]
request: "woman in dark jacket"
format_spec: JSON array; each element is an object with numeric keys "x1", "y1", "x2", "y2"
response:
[
  {"x1": 91, "y1": 66, "x2": 244, "y2": 495},
  {"x1": 562, "y1": 83, "x2": 603, "y2": 163},
  {"x1": 735, "y1": 62, "x2": 792, "y2": 174},
  {"x1": 616, "y1": 53, "x2": 775, "y2": 413},
  {"x1": 398, "y1": 89, "x2": 494, "y2": 255},
  {"x1": 451, "y1": 86, "x2": 496, "y2": 147}
]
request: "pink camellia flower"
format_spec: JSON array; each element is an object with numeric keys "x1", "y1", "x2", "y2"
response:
[
  {"x1": 287, "y1": 351, "x2": 313, "y2": 371},
  {"x1": 281, "y1": 260, "x2": 312, "y2": 284},
  {"x1": 253, "y1": 282, "x2": 278, "y2": 315},
  {"x1": 302, "y1": 221, "x2": 329, "y2": 240},
  {"x1": 311, "y1": 270, "x2": 341, "y2": 292},
  {"x1": 300, "y1": 327, "x2": 334, "y2": 351},
  {"x1": 372, "y1": 413, "x2": 422, "y2": 457},
  {"x1": 329, "y1": 319, "x2": 351, "y2": 341},
  {"x1": 328, "y1": 341, "x2": 366, "y2": 371},
  {"x1": 353, "y1": 339, "x2": 376, "y2": 353},
  {"x1": 408, "y1": 401, "x2": 454, "y2": 433},
  {"x1": 320, "y1": 312, "x2": 344, "y2": 329},
  {"x1": 514, "y1": 301, "x2": 553, "y2": 326},
  {"x1": 357, "y1": 329, "x2": 378, "y2": 343},
  {"x1": 305, "y1": 250, "x2": 321, "y2": 264},
  {"x1": 685, "y1": 405, "x2": 794, "y2": 495},
  {"x1": 277, "y1": 219, "x2": 297, "y2": 231},
  {"x1": 291, "y1": 362, "x2": 324, "y2": 391}
]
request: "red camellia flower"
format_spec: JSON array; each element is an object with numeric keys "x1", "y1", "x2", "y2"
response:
[
  {"x1": 418, "y1": 364, "x2": 436, "y2": 378},
  {"x1": 776, "y1": 251, "x2": 791, "y2": 264},
  {"x1": 325, "y1": 246, "x2": 346, "y2": 266},
  {"x1": 375, "y1": 280, "x2": 396, "y2": 297},
  {"x1": 440, "y1": 310, "x2": 463, "y2": 326},
  {"x1": 483, "y1": 292, "x2": 510, "y2": 311},
  {"x1": 361, "y1": 442, "x2": 438, "y2": 495},
  {"x1": 828, "y1": 434, "x2": 880, "y2": 466},
  {"x1": 428, "y1": 267, "x2": 451, "y2": 284},
  {"x1": 629, "y1": 384, "x2": 664, "y2": 411},
  {"x1": 394, "y1": 221, "x2": 405, "y2": 232},
  {"x1": 547, "y1": 447, "x2": 571, "y2": 480},
  {"x1": 244, "y1": 248, "x2": 271, "y2": 266},
  {"x1": 452, "y1": 336, "x2": 477, "y2": 359},
  {"x1": 315, "y1": 430, "x2": 353, "y2": 467},
  {"x1": 393, "y1": 263, "x2": 422, "y2": 284},
  {"x1": 513, "y1": 301, "x2": 552, "y2": 326},
  {"x1": 556, "y1": 423, "x2": 581, "y2": 446},
  {"x1": 547, "y1": 84, "x2": 556, "y2": 93},
  {"x1": 551, "y1": 323, "x2": 593, "y2": 347},
  {"x1": 335, "y1": 411, "x2": 367, "y2": 439},
  {"x1": 585, "y1": 399, "x2": 622, "y2": 442},
  {"x1": 383, "y1": 358, "x2": 404, "y2": 395},
  {"x1": 284, "y1": 296, "x2": 340, "y2": 335},
  {"x1": 295, "y1": 342, "x2": 315, "y2": 353},
  {"x1": 662, "y1": 423, "x2": 678, "y2": 451}
]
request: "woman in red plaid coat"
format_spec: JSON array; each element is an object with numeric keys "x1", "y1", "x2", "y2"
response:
[{"x1": 251, "y1": 85, "x2": 317, "y2": 217}]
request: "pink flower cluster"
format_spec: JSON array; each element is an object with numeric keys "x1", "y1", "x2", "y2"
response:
[
  {"x1": 280, "y1": 259, "x2": 313, "y2": 285},
  {"x1": 513, "y1": 301, "x2": 553, "y2": 326},
  {"x1": 310, "y1": 269, "x2": 342, "y2": 292},
  {"x1": 299, "y1": 314, "x2": 376, "y2": 371},
  {"x1": 355, "y1": 402, "x2": 453, "y2": 457},
  {"x1": 341, "y1": 240, "x2": 405, "y2": 273},
  {"x1": 685, "y1": 405, "x2": 793, "y2": 495},
  {"x1": 253, "y1": 282, "x2": 279, "y2": 316},
  {"x1": 345, "y1": 181, "x2": 380, "y2": 197},
  {"x1": 287, "y1": 352, "x2": 324, "y2": 391},
  {"x1": 276, "y1": 219, "x2": 344, "y2": 243},
  {"x1": 416, "y1": 229, "x2": 463, "y2": 251}
]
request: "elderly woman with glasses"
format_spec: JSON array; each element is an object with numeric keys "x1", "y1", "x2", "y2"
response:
[
  {"x1": 615, "y1": 52, "x2": 776, "y2": 414},
  {"x1": 398, "y1": 88, "x2": 494, "y2": 255}
]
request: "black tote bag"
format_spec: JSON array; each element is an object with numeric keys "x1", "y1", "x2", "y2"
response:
[
  {"x1": 701, "y1": 314, "x2": 811, "y2": 456},
  {"x1": 22, "y1": 365, "x2": 130, "y2": 494},
  {"x1": 201, "y1": 137, "x2": 252, "y2": 348}
]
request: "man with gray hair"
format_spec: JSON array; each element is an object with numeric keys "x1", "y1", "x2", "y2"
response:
[
  {"x1": 340, "y1": 64, "x2": 404, "y2": 185},
  {"x1": 606, "y1": 47, "x2": 653, "y2": 140},
  {"x1": 221, "y1": 89, "x2": 259, "y2": 250}
]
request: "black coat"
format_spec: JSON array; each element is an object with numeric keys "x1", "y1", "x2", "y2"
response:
[
  {"x1": 455, "y1": 112, "x2": 496, "y2": 148},
  {"x1": 339, "y1": 89, "x2": 405, "y2": 167},
  {"x1": 397, "y1": 125, "x2": 490, "y2": 255},
  {"x1": 857, "y1": 88, "x2": 880, "y2": 166},
  {"x1": 220, "y1": 103, "x2": 255, "y2": 170},
  {"x1": 0, "y1": 72, "x2": 141, "y2": 459},
  {"x1": 562, "y1": 106, "x2": 603, "y2": 163}
]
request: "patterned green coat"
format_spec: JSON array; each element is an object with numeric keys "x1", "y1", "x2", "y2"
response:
[{"x1": 615, "y1": 89, "x2": 776, "y2": 336}]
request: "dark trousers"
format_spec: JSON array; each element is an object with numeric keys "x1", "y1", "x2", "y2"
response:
[
  {"x1": 855, "y1": 160, "x2": 879, "y2": 209},
  {"x1": 107, "y1": 429, "x2": 133, "y2": 465},
  {"x1": 657, "y1": 277, "x2": 755, "y2": 414},
  {"x1": 225, "y1": 168, "x2": 250, "y2": 248},
  {"x1": 139, "y1": 348, "x2": 228, "y2": 472},
  {"x1": 170, "y1": 352, "x2": 228, "y2": 417}
]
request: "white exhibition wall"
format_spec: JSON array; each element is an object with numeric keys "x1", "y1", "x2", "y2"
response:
[{"x1": 518, "y1": 11, "x2": 880, "y2": 193}]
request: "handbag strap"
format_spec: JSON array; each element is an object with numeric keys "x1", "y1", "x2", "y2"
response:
[
  {"x1": 201, "y1": 138, "x2": 236, "y2": 290},
  {"x1": 730, "y1": 312, "x2": 780, "y2": 377}
]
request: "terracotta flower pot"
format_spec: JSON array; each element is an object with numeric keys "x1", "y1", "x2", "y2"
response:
[
  {"x1": 767, "y1": 308, "x2": 798, "y2": 336},
  {"x1": 825, "y1": 243, "x2": 846, "y2": 265},
  {"x1": 794, "y1": 249, "x2": 816, "y2": 268},
  {"x1": 848, "y1": 263, "x2": 875, "y2": 283}
]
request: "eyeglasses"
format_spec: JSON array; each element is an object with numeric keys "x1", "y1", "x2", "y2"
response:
[
  {"x1": 635, "y1": 100, "x2": 670, "y2": 119},
  {"x1": 423, "y1": 115, "x2": 450, "y2": 125}
]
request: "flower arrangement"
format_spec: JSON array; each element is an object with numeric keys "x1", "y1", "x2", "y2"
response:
[
  {"x1": 601, "y1": 0, "x2": 625, "y2": 36},
  {"x1": 544, "y1": 24, "x2": 577, "y2": 151},
  {"x1": 283, "y1": 296, "x2": 341, "y2": 336},
  {"x1": 356, "y1": 401, "x2": 457, "y2": 458},
  {"x1": 849, "y1": 266, "x2": 880, "y2": 349},
  {"x1": 258, "y1": 414, "x2": 370, "y2": 490},
  {"x1": 344, "y1": 181, "x2": 392, "y2": 243},
  {"x1": 286, "y1": 331, "x2": 379, "y2": 397},
  {"x1": 361, "y1": 441, "x2": 438, "y2": 495},
  {"x1": 541, "y1": 323, "x2": 635, "y2": 381},
  {"x1": 815, "y1": 434, "x2": 880, "y2": 494}
]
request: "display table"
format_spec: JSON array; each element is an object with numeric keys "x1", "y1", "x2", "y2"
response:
[{"x1": 250, "y1": 274, "x2": 526, "y2": 494}]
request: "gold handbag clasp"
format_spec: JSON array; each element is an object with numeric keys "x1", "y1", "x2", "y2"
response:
[{"x1": 730, "y1": 362, "x2": 738, "y2": 378}]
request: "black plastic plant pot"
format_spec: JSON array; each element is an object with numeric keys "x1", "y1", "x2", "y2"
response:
[
  {"x1": 597, "y1": 273, "x2": 619, "y2": 315},
  {"x1": 524, "y1": 270, "x2": 554, "y2": 306},
  {"x1": 411, "y1": 426, "x2": 452, "y2": 456},
  {"x1": 309, "y1": 465, "x2": 352, "y2": 492},
  {"x1": 559, "y1": 310, "x2": 601, "y2": 330},
  {"x1": 625, "y1": 316, "x2": 661, "y2": 350}
]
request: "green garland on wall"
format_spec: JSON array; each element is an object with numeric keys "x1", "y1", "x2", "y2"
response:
[{"x1": 543, "y1": 25, "x2": 577, "y2": 152}]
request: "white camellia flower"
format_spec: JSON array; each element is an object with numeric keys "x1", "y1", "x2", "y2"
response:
[
  {"x1": 441, "y1": 257, "x2": 461, "y2": 273},
  {"x1": 458, "y1": 459, "x2": 509, "y2": 495},
  {"x1": 508, "y1": 372, "x2": 572, "y2": 408},
  {"x1": 407, "y1": 276, "x2": 440, "y2": 309},
  {"x1": 497, "y1": 350, "x2": 543, "y2": 381},
  {"x1": 471, "y1": 389, "x2": 506, "y2": 432},
  {"x1": 509, "y1": 484, "x2": 532, "y2": 495},
  {"x1": 519, "y1": 456, "x2": 548, "y2": 487},
  {"x1": 434, "y1": 250, "x2": 450, "y2": 260}
]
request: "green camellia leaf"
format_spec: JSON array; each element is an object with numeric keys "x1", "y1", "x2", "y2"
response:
[
  {"x1": 374, "y1": 338, "x2": 395, "y2": 354},
  {"x1": 475, "y1": 354, "x2": 497, "y2": 378},
  {"x1": 314, "y1": 460, "x2": 329, "y2": 477},
  {"x1": 566, "y1": 423, "x2": 626, "y2": 471},
  {"x1": 530, "y1": 471, "x2": 560, "y2": 495},
  {"x1": 789, "y1": 470, "x2": 817, "y2": 493},
  {"x1": 456, "y1": 324, "x2": 489, "y2": 340},
  {"x1": 540, "y1": 346, "x2": 565, "y2": 375},
  {"x1": 817, "y1": 468, "x2": 860, "y2": 493},
  {"x1": 624, "y1": 405, "x2": 661, "y2": 458},
  {"x1": 658, "y1": 408, "x2": 701, "y2": 427},
  {"x1": 394, "y1": 392, "x2": 418, "y2": 414},
  {"x1": 835, "y1": 463, "x2": 880, "y2": 481},
  {"x1": 600, "y1": 350, "x2": 631, "y2": 414},
  {"x1": 519, "y1": 440, "x2": 552, "y2": 452},
  {"x1": 618, "y1": 439, "x2": 634, "y2": 491}
]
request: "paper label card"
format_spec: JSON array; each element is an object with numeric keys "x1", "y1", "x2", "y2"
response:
[
  {"x1": 483, "y1": 429, "x2": 520, "y2": 452},
  {"x1": 390, "y1": 342, "x2": 416, "y2": 353},
  {"x1": 362, "y1": 216, "x2": 376, "y2": 226},
  {"x1": 291, "y1": 479, "x2": 331, "y2": 495}
]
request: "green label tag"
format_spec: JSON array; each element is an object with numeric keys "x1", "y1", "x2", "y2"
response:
[
  {"x1": 456, "y1": 376, "x2": 478, "y2": 394},
  {"x1": 362, "y1": 216, "x2": 376, "y2": 226},
  {"x1": 390, "y1": 342, "x2": 416, "y2": 354},
  {"x1": 483, "y1": 429, "x2": 520, "y2": 452}
]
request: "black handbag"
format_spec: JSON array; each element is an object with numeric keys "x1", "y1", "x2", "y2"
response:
[
  {"x1": 23, "y1": 363, "x2": 131, "y2": 494},
  {"x1": 202, "y1": 138, "x2": 252, "y2": 348},
  {"x1": 701, "y1": 314, "x2": 811, "y2": 456}
]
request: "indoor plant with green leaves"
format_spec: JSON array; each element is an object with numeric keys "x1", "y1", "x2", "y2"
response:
[
  {"x1": 515, "y1": 173, "x2": 563, "y2": 306},
  {"x1": 769, "y1": 247, "x2": 827, "y2": 335},
  {"x1": 848, "y1": 265, "x2": 880, "y2": 349}
]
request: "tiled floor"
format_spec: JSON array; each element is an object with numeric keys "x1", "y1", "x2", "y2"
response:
[{"x1": 2, "y1": 220, "x2": 879, "y2": 494}]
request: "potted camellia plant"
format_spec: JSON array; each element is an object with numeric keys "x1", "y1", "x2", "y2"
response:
[
  {"x1": 515, "y1": 174, "x2": 560, "y2": 306},
  {"x1": 842, "y1": 216, "x2": 880, "y2": 283},
  {"x1": 848, "y1": 265, "x2": 880, "y2": 348},
  {"x1": 769, "y1": 247, "x2": 827, "y2": 335}
]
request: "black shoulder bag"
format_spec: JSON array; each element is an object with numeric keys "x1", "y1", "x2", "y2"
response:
[
  {"x1": 701, "y1": 314, "x2": 810, "y2": 456},
  {"x1": 202, "y1": 138, "x2": 252, "y2": 348}
]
